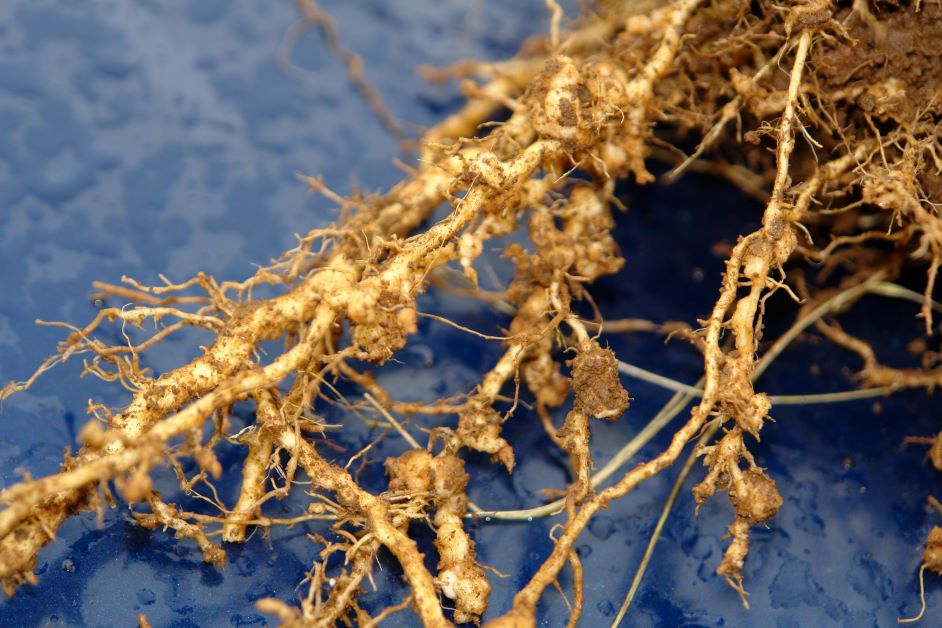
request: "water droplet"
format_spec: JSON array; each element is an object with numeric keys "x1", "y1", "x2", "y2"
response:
[
  {"x1": 61, "y1": 559, "x2": 74, "y2": 572},
  {"x1": 597, "y1": 600, "x2": 615, "y2": 616},
  {"x1": 589, "y1": 515, "x2": 615, "y2": 540},
  {"x1": 136, "y1": 588, "x2": 156, "y2": 605}
]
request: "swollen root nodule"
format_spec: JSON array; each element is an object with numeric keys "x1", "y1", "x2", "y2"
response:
[{"x1": 3, "y1": 0, "x2": 942, "y2": 625}]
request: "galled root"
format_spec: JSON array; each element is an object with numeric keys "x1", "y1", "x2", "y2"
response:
[{"x1": 2, "y1": 0, "x2": 942, "y2": 625}]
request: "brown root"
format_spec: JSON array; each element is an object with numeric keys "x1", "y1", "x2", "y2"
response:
[{"x1": 3, "y1": 0, "x2": 942, "y2": 624}]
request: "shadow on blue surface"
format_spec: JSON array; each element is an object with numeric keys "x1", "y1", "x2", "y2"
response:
[{"x1": 0, "y1": 2, "x2": 940, "y2": 626}]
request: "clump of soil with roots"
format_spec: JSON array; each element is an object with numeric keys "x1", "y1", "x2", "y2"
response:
[{"x1": 2, "y1": 0, "x2": 942, "y2": 625}]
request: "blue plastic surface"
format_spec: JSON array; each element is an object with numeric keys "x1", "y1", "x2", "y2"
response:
[{"x1": 0, "y1": 2, "x2": 939, "y2": 626}]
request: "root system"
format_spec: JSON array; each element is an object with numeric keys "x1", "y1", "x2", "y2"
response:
[{"x1": 3, "y1": 0, "x2": 942, "y2": 625}]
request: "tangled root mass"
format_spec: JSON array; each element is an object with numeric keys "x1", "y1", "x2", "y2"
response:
[{"x1": 2, "y1": 0, "x2": 942, "y2": 625}]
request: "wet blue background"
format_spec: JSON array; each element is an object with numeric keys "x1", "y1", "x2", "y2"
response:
[{"x1": 0, "y1": 2, "x2": 940, "y2": 626}]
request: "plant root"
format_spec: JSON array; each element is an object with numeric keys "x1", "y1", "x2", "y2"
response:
[{"x1": 3, "y1": 0, "x2": 942, "y2": 624}]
